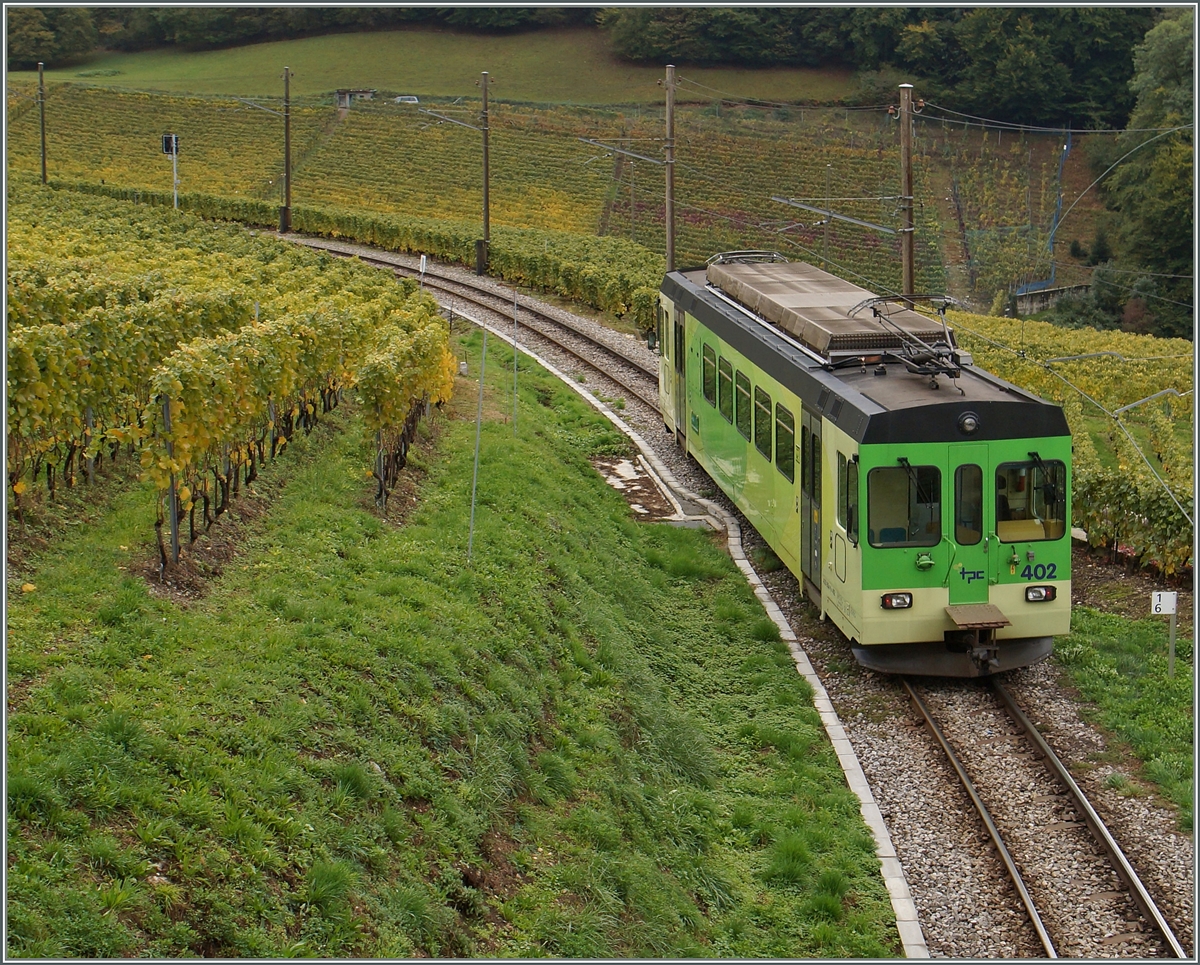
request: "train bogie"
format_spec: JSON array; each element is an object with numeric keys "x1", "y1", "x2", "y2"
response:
[{"x1": 660, "y1": 255, "x2": 1072, "y2": 677}]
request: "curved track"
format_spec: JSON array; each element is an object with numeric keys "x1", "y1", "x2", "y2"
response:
[
  {"x1": 292, "y1": 238, "x2": 661, "y2": 413},
  {"x1": 902, "y1": 676, "x2": 1188, "y2": 959},
  {"x1": 277, "y1": 237, "x2": 1192, "y2": 959}
]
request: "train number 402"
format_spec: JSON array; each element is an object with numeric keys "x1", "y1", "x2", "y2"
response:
[{"x1": 1021, "y1": 563, "x2": 1057, "y2": 580}]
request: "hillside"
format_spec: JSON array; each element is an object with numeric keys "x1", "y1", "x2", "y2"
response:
[{"x1": 6, "y1": 69, "x2": 1109, "y2": 308}]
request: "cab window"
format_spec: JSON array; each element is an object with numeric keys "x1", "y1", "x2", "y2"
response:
[
  {"x1": 868, "y1": 464, "x2": 940, "y2": 547},
  {"x1": 996, "y1": 459, "x2": 1066, "y2": 541},
  {"x1": 838, "y1": 452, "x2": 859, "y2": 544}
]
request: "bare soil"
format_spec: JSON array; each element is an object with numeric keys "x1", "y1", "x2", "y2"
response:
[{"x1": 1071, "y1": 542, "x2": 1193, "y2": 633}]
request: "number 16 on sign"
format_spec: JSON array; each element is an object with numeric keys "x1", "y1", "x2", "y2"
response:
[{"x1": 1152, "y1": 592, "x2": 1178, "y2": 677}]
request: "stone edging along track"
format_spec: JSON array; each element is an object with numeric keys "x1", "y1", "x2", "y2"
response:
[{"x1": 460, "y1": 309, "x2": 931, "y2": 959}]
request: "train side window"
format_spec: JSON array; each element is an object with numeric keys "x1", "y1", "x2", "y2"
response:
[
  {"x1": 775, "y1": 405, "x2": 795, "y2": 482},
  {"x1": 867, "y1": 465, "x2": 940, "y2": 547},
  {"x1": 702, "y1": 345, "x2": 717, "y2": 405},
  {"x1": 734, "y1": 371, "x2": 752, "y2": 440},
  {"x1": 656, "y1": 303, "x2": 665, "y2": 356},
  {"x1": 996, "y1": 459, "x2": 1066, "y2": 542},
  {"x1": 674, "y1": 316, "x2": 685, "y2": 375},
  {"x1": 955, "y1": 465, "x2": 983, "y2": 545},
  {"x1": 753, "y1": 387, "x2": 772, "y2": 459},
  {"x1": 717, "y1": 358, "x2": 733, "y2": 423},
  {"x1": 838, "y1": 452, "x2": 859, "y2": 543}
]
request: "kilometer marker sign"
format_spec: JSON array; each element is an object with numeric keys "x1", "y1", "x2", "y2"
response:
[
  {"x1": 1151, "y1": 591, "x2": 1177, "y2": 614},
  {"x1": 1152, "y1": 591, "x2": 1179, "y2": 678}
]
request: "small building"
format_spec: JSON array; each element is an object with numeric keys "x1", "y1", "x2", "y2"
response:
[
  {"x1": 335, "y1": 89, "x2": 377, "y2": 108},
  {"x1": 394, "y1": 95, "x2": 419, "y2": 104}
]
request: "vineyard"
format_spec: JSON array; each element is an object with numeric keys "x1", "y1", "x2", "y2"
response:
[
  {"x1": 6, "y1": 79, "x2": 1191, "y2": 573},
  {"x1": 6, "y1": 185, "x2": 455, "y2": 563},
  {"x1": 7, "y1": 83, "x2": 1092, "y2": 305},
  {"x1": 946, "y1": 311, "x2": 1194, "y2": 574}
]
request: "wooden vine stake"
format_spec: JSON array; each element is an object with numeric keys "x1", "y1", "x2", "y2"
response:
[
  {"x1": 83, "y1": 405, "x2": 95, "y2": 485},
  {"x1": 162, "y1": 395, "x2": 180, "y2": 568}
]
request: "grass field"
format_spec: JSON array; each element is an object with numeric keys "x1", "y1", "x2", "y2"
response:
[
  {"x1": 1055, "y1": 609, "x2": 1193, "y2": 830},
  {"x1": 6, "y1": 329, "x2": 899, "y2": 958},
  {"x1": 9, "y1": 26, "x2": 854, "y2": 104}
]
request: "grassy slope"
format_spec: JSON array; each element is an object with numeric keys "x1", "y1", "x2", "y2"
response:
[
  {"x1": 12, "y1": 26, "x2": 854, "y2": 103},
  {"x1": 6, "y1": 331, "x2": 897, "y2": 958},
  {"x1": 1056, "y1": 610, "x2": 1193, "y2": 829}
]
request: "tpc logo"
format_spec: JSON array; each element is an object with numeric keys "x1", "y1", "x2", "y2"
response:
[{"x1": 960, "y1": 568, "x2": 985, "y2": 584}]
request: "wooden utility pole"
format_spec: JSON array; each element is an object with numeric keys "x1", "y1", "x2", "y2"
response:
[
  {"x1": 38, "y1": 62, "x2": 46, "y2": 184},
  {"x1": 480, "y1": 71, "x2": 491, "y2": 273},
  {"x1": 824, "y1": 164, "x2": 831, "y2": 270},
  {"x1": 664, "y1": 64, "x2": 676, "y2": 272},
  {"x1": 899, "y1": 83, "x2": 915, "y2": 301},
  {"x1": 281, "y1": 66, "x2": 292, "y2": 232}
]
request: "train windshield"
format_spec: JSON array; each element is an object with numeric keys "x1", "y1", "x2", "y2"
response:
[
  {"x1": 996, "y1": 459, "x2": 1066, "y2": 542},
  {"x1": 867, "y1": 465, "x2": 941, "y2": 547}
]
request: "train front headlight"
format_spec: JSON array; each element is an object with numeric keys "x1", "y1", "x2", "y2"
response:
[
  {"x1": 881, "y1": 592, "x2": 913, "y2": 609},
  {"x1": 1025, "y1": 586, "x2": 1057, "y2": 602}
]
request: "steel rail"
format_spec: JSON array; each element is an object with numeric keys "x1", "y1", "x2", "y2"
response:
[
  {"x1": 412, "y1": 273, "x2": 662, "y2": 412},
  {"x1": 901, "y1": 678, "x2": 1059, "y2": 958},
  {"x1": 288, "y1": 238, "x2": 661, "y2": 412},
  {"x1": 991, "y1": 680, "x2": 1189, "y2": 959}
]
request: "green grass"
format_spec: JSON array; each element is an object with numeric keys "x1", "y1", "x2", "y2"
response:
[
  {"x1": 11, "y1": 26, "x2": 854, "y2": 103},
  {"x1": 6, "y1": 331, "x2": 899, "y2": 958},
  {"x1": 1052, "y1": 608, "x2": 1194, "y2": 829}
]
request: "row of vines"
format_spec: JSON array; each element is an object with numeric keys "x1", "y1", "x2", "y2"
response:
[
  {"x1": 7, "y1": 185, "x2": 456, "y2": 565},
  {"x1": 48, "y1": 176, "x2": 667, "y2": 329}
]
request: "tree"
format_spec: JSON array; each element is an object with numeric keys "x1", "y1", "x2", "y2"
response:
[
  {"x1": 7, "y1": 6, "x2": 96, "y2": 67},
  {"x1": 948, "y1": 10, "x2": 1070, "y2": 124},
  {"x1": 1102, "y1": 9, "x2": 1194, "y2": 339},
  {"x1": 6, "y1": 7, "x2": 55, "y2": 67}
]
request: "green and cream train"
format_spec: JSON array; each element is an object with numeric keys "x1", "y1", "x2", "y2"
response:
[{"x1": 658, "y1": 253, "x2": 1071, "y2": 676}]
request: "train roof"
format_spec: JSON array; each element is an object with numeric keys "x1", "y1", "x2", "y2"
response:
[
  {"x1": 705, "y1": 260, "x2": 951, "y2": 359},
  {"x1": 663, "y1": 262, "x2": 1069, "y2": 445}
]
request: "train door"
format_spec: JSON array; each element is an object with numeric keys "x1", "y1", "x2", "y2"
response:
[
  {"x1": 799, "y1": 409, "x2": 822, "y2": 605},
  {"x1": 673, "y1": 310, "x2": 687, "y2": 448},
  {"x1": 949, "y1": 445, "x2": 989, "y2": 605}
]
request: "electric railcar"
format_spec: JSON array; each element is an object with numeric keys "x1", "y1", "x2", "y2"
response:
[{"x1": 657, "y1": 253, "x2": 1071, "y2": 676}]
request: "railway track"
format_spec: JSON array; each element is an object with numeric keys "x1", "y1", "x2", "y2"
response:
[
  {"x1": 290, "y1": 238, "x2": 662, "y2": 413},
  {"x1": 279, "y1": 236, "x2": 1193, "y2": 958},
  {"x1": 901, "y1": 676, "x2": 1188, "y2": 959}
]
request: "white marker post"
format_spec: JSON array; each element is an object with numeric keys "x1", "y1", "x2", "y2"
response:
[
  {"x1": 1151, "y1": 591, "x2": 1178, "y2": 677},
  {"x1": 419, "y1": 254, "x2": 427, "y2": 291},
  {"x1": 162, "y1": 133, "x2": 179, "y2": 208}
]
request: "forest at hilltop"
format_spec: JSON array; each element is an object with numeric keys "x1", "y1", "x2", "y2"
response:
[{"x1": 6, "y1": 6, "x2": 1158, "y2": 127}]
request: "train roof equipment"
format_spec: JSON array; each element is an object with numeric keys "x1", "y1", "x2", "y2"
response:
[
  {"x1": 663, "y1": 253, "x2": 1069, "y2": 445},
  {"x1": 704, "y1": 253, "x2": 961, "y2": 366}
]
